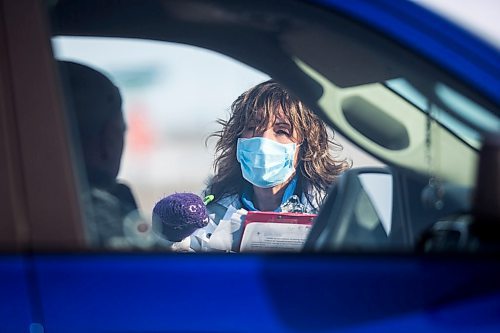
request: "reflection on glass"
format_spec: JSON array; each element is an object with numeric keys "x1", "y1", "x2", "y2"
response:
[
  {"x1": 435, "y1": 82, "x2": 500, "y2": 133},
  {"x1": 386, "y1": 78, "x2": 482, "y2": 148},
  {"x1": 53, "y1": 36, "x2": 269, "y2": 216}
]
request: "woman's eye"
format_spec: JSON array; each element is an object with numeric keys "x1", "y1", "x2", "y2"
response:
[{"x1": 276, "y1": 129, "x2": 290, "y2": 136}]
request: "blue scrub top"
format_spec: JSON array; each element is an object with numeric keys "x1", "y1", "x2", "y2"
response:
[{"x1": 240, "y1": 176, "x2": 298, "y2": 212}]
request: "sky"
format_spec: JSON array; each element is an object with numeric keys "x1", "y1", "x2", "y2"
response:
[{"x1": 414, "y1": 0, "x2": 500, "y2": 49}]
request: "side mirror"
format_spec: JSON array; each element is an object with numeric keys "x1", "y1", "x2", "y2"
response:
[{"x1": 304, "y1": 167, "x2": 396, "y2": 252}]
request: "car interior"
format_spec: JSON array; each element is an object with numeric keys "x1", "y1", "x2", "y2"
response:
[{"x1": 48, "y1": 0, "x2": 500, "y2": 253}]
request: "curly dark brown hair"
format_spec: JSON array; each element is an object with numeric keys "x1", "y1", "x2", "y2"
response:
[{"x1": 207, "y1": 80, "x2": 350, "y2": 205}]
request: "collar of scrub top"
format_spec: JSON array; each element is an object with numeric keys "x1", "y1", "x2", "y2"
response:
[{"x1": 241, "y1": 175, "x2": 298, "y2": 212}]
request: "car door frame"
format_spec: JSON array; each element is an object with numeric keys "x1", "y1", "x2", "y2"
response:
[{"x1": 0, "y1": 0, "x2": 84, "y2": 250}]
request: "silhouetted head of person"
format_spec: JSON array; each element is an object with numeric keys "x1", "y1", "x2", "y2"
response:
[{"x1": 58, "y1": 60, "x2": 125, "y2": 188}]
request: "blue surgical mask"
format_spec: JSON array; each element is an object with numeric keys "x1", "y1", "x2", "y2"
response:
[{"x1": 237, "y1": 137, "x2": 297, "y2": 188}]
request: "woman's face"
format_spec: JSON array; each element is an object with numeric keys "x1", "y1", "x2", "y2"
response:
[{"x1": 241, "y1": 112, "x2": 301, "y2": 167}]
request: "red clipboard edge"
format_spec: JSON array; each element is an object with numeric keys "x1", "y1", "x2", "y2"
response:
[{"x1": 244, "y1": 211, "x2": 316, "y2": 226}]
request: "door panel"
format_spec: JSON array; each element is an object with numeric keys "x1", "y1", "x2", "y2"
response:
[
  {"x1": 0, "y1": 256, "x2": 33, "y2": 333},
  {"x1": 33, "y1": 254, "x2": 500, "y2": 332}
]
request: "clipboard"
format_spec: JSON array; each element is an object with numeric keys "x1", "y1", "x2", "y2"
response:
[{"x1": 239, "y1": 211, "x2": 317, "y2": 252}]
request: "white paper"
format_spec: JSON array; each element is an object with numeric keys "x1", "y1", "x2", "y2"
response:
[
  {"x1": 207, "y1": 206, "x2": 246, "y2": 252},
  {"x1": 239, "y1": 223, "x2": 311, "y2": 252}
]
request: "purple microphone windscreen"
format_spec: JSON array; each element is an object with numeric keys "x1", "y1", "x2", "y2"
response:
[{"x1": 152, "y1": 193, "x2": 209, "y2": 242}]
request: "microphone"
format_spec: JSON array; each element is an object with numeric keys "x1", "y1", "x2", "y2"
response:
[{"x1": 152, "y1": 193, "x2": 210, "y2": 242}]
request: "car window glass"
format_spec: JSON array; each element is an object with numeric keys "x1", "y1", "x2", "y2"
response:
[
  {"x1": 48, "y1": 0, "x2": 497, "y2": 254},
  {"x1": 435, "y1": 82, "x2": 500, "y2": 133},
  {"x1": 358, "y1": 173, "x2": 393, "y2": 235},
  {"x1": 53, "y1": 37, "x2": 269, "y2": 248},
  {"x1": 296, "y1": 54, "x2": 500, "y2": 251},
  {"x1": 54, "y1": 36, "x2": 269, "y2": 205},
  {"x1": 386, "y1": 78, "x2": 482, "y2": 148},
  {"x1": 53, "y1": 36, "x2": 379, "y2": 250}
]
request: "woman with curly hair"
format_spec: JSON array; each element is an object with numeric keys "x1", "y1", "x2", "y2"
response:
[
  {"x1": 207, "y1": 80, "x2": 349, "y2": 212},
  {"x1": 165, "y1": 80, "x2": 350, "y2": 252}
]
